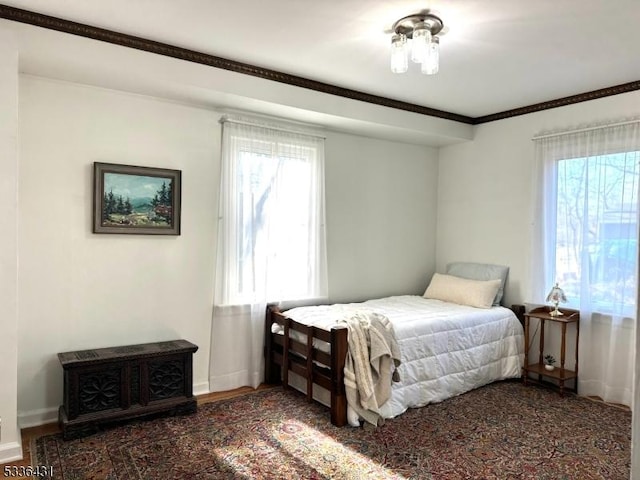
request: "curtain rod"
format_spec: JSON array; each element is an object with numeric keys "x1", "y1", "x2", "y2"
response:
[
  {"x1": 220, "y1": 117, "x2": 327, "y2": 139},
  {"x1": 532, "y1": 118, "x2": 640, "y2": 141}
]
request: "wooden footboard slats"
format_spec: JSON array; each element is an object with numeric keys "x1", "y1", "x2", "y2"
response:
[
  {"x1": 276, "y1": 317, "x2": 336, "y2": 397},
  {"x1": 264, "y1": 305, "x2": 349, "y2": 426},
  {"x1": 272, "y1": 335, "x2": 331, "y2": 366},
  {"x1": 271, "y1": 349, "x2": 333, "y2": 389}
]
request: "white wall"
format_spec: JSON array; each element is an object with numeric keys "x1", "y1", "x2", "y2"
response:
[
  {"x1": 17, "y1": 76, "x2": 220, "y2": 426},
  {"x1": 325, "y1": 132, "x2": 438, "y2": 303},
  {"x1": 436, "y1": 91, "x2": 640, "y2": 307},
  {"x1": 16, "y1": 75, "x2": 439, "y2": 426},
  {"x1": 0, "y1": 28, "x2": 22, "y2": 463}
]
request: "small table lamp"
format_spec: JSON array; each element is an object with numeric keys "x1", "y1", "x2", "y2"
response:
[{"x1": 546, "y1": 282, "x2": 567, "y2": 316}]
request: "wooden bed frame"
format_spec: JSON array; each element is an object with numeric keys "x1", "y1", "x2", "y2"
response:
[{"x1": 264, "y1": 303, "x2": 526, "y2": 427}]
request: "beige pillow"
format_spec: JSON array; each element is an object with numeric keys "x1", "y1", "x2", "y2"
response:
[{"x1": 423, "y1": 273, "x2": 501, "y2": 309}]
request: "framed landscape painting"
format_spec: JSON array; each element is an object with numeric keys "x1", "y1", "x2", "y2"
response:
[{"x1": 93, "y1": 162, "x2": 181, "y2": 235}]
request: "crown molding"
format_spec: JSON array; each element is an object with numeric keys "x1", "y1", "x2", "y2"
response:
[
  {"x1": 472, "y1": 80, "x2": 640, "y2": 124},
  {"x1": 1, "y1": 4, "x2": 638, "y2": 126}
]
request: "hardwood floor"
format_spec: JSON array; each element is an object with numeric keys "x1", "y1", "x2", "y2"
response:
[{"x1": 0, "y1": 385, "x2": 275, "y2": 479}]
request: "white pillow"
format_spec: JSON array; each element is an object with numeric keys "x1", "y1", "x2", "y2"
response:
[
  {"x1": 423, "y1": 273, "x2": 501, "y2": 309},
  {"x1": 445, "y1": 262, "x2": 509, "y2": 306}
]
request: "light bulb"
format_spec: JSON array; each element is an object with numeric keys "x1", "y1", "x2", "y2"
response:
[
  {"x1": 421, "y1": 36, "x2": 439, "y2": 75},
  {"x1": 390, "y1": 34, "x2": 408, "y2": 73},
  {"x1": 411, "y1": 22, "x2": 431, "y2": 63}
]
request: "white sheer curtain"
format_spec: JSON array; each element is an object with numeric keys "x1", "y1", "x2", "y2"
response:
[
  {"x1": 209, "y1": 116, "x2": 328, "y2": 391},
  {"x1": 532, "y1": 120, "x2": 640, "y2": 406}
]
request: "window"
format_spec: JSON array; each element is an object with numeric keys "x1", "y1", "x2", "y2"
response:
[
  {"x1": 216, "y1": 119, "x2": 327, "y2": 305},
  {"x1": 533, "y1": 121, "x2": 640, "y2": 406},
  {"x1": 554, "y1": 150, "x2": 639, "y2": 316}
]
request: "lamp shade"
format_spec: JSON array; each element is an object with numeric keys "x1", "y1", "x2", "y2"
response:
[
  {"x1": 421, "y1": 36, "x2": 439, "y2": 75},
  {"x1": 390, "y1": 34, "x2": 408, "y2": 73},
  {"x1": 546, "y1": 282, "x2": 567, "y2": 316},
  {"x1": 546, "y1": 283, "x2": 567, "y2": 304},
  {"x1": 411, "y1": 22, "x2": 431, "y2": 63}
]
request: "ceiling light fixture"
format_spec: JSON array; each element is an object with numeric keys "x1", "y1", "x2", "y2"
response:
[{"x1": 390, "y1": 12, "x2": 443, "y2": 75}]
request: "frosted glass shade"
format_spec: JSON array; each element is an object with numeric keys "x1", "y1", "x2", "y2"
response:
[
  {"x1": 421, "y1": 37, "x2": 440, "y2": 75},
  {"x1": 411, "y1": 23, "x2": 431, "y2": 63},
  {"x1": 390, "y1": 34, "x2": 408, "y2": 73}
]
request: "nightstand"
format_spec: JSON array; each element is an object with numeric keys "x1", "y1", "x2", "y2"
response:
[{"x1": 523, "y1": 306, "x2": 580, "y2": 395}]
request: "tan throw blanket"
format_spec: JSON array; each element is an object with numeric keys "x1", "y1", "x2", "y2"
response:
[{"x1": 339, "y1": 310, "x2": 401, "y2": 427}]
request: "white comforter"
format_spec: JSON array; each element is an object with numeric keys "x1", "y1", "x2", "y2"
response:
[{"x1": 283, "y1": 295, "x2": 524, "y2": 419}]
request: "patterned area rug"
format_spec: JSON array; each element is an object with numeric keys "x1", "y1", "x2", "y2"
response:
[{"x1": 33, "y1": 381, "x2": 630, "y2": 479}]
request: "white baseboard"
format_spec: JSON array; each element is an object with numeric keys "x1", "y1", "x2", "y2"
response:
[
  {"x1": 18, "y1": 407, "x2": 58, "y2": 429},
  {"x1": 0, "y1": 441, "x2": 23, "y2": 463},
  {"x1": 193, "y1": 381, "x2": 210, "y2": 397}
]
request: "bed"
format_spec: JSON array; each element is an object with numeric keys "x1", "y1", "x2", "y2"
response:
[{"x1": 264, "y1": 263, "x2": 526, "y2": 427}]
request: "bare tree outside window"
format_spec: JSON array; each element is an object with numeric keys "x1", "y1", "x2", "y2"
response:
[{"x1": 555, "y1": 151, "x2": 639, "y2": 315}]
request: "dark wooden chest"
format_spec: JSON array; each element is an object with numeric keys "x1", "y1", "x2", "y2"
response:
[{"x1": 58, "y1": 339, "x2": 198, "y2": 440}]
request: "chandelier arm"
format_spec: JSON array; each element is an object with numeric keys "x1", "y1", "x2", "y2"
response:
[{"x1": 392, "y1": 13, "x2": 443, "y2": 38}]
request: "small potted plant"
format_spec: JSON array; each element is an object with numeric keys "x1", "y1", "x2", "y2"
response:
[{"x1": 544, "y1": 354, "x2": 556, "y2": 371}]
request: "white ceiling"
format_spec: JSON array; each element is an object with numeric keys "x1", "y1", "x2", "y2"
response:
[{"x1": 1, "y1": 0, "x2": 638, "y2": 143}]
